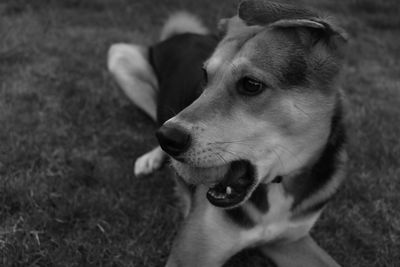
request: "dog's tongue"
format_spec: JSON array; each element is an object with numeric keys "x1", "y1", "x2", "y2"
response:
[
  {"x1": 207, "y1": 160, "x2": 255, "y2": 208},
  {"x1": 217, "y1": 161, "x2": 250, "y2": 189}
]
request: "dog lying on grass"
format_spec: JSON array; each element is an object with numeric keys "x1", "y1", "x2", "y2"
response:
[{"x1": 108, "y1": 0, "x2": 348, "y2": 266}]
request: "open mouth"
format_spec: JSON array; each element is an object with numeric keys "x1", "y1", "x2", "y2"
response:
[{"x1": 206, "y1": 160, "x2": 256, "y2": 209}]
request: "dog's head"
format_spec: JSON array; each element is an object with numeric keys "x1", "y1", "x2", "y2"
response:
[{"x1": 157, "y1": 0, "x2": 347, "y2": 209}]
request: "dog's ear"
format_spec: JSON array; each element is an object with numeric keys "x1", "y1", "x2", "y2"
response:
[
  {"x1": 269, "y1": 18, "x2": 348, "y2": 49},
  {"x1": 238, "y1": 0, "x2": 348, "y2": 48},
  {"x1": 238, "y1": 0, "x2": 317, "y2": 26}
]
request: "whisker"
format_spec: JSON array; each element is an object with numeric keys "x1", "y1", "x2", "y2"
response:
[
  {"x1": 218, "y1": 146, "x2": 247, "y2": 160},
  {"x1": 271, "y1": 147, "x2": 285, "y2": 171},
  {"x1": 273, "y1": 144, "x2": 302, "y2": 167},
  {"x1": 215, "y1": 152, "x2": 229, "y2": 165},
  {"x1": 210, "y1": 139, "x2": 259, "y2": 145},
  {"x1": 196, "y1": 121, "x2": 208, "y2": 129},
  {"x1": 294, "y1": 104, "x2": 311, "y2": 118},
  {"x1": 208, "y1": 138, "x2": 302, "y2": 169}
]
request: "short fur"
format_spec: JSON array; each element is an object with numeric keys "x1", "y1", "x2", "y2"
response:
[{"x1": 108, "y1": 1, "x2": 348, "y2": 266}]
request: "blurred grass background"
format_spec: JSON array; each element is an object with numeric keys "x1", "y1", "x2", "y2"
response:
[{"x1": 0, "y1": 0, "x2": 399, "y2": 266}]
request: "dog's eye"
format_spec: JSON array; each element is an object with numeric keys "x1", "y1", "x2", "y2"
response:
[
  {"x1": 237, "y1": 77, "x2": 266, "y2": 96},
  {"x1": 201, "y1": 67, "x2": 208, "y2": 83}
]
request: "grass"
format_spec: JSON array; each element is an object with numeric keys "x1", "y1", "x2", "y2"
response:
[{"x1": 0, "y1": 0, "x2": 399, "y2": 266}]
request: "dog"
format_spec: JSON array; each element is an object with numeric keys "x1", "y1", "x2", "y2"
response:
[{"x1": 107, "y1": 1, "x2": 348, "y2": 266}]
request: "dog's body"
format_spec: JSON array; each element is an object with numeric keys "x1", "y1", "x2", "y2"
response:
[{"x1": 108, "y1": 1, "x2": 348, "y2": 266}]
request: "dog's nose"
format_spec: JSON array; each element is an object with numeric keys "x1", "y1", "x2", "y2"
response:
[{"x1": 156, "y1": 124, "x2": 191, "y2": 156}]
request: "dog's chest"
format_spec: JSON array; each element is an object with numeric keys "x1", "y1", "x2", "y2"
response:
[{"x1": 192, "y1": 183, "x2": 318, "y2": 244}]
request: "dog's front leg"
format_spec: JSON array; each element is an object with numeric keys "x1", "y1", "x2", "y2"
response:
[
  {"x1": 165, "y1": 192, "x2": 244, "y2": 267},
  {"x1": 134, "y1": 146, "x2": 167, "y2": 177},
  {"x1": 259, "y1": 235, "x2": 341, "y2": 267}
]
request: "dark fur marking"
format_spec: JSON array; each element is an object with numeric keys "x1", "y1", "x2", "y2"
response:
[
  {"x1": 149, "y1": 33, "x2": 218, "y2": 126},
  {"x1": 280, "y1": 50, "x2": 307, "y2": 87},
  {"x1": 224, "y1": 247, "x2": 277, "y2": 267},
  {"x1": 288, "y1": 100, "x2": 346, "y2": 213},
  {"x1": 312, "y1": 58, "x2": 341, "y2": 88},
  {"x1": 239, "y1": 1, "x2": 317, "y2": 27},
  {"x1": 225, "y1": 206, "x2": 256, "y2": 229},
  {"x1": 249, "y1": 184, "x2": 269, "y2": 213}
]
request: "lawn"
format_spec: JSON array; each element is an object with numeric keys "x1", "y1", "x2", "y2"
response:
[{"x1": 0, "y1": 0, "x2": 399, "y2": 266}]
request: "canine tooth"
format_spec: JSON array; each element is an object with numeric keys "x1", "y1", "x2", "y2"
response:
[{"x1": 226, "y1": 186, "x2": 232, "y2": 195}]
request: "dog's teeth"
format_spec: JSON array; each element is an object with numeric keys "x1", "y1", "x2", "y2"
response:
[
  {"x1": 226, "y1": 186, "x2": 232, "y2": 195},
  {"x1": 210, "y1": 190, "x2": 226, "y2": 199}
]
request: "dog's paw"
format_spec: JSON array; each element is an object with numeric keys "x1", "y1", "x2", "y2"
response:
[{"x1": 134, "y1": 147, "x2": 166, "y2": 177}]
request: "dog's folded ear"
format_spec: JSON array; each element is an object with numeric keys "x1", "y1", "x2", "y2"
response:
[
  {"x1": 238, "y1": 0, "x2": 348, "y2": 49},
  {"x1": 269, "y1": 18, "x2": 348, "y2": 48},
  {"x1": 238, "y1": 0, "x2": 317, "y2": 26}
]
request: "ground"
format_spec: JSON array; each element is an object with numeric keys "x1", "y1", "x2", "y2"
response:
[{"x1": 0, "y1": 0, "x2": 399, "y2": 266}]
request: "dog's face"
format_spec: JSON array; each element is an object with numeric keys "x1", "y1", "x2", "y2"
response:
[{"x1": 158, "y1": 4, "x2": 347, "y2": 208}]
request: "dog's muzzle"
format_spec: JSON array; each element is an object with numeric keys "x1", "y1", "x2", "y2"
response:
[{"x1": 157, "y1": 124, "x2": 257, "y2": 209}]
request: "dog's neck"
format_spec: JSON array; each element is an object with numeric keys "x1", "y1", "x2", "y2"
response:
[{"x1": 280, "y1": 100, "x2": 347, "y2": 216}]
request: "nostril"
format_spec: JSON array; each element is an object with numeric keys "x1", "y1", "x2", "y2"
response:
[{"x1": 156, "y1": 124, "x2": 191, "y2": 156}]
